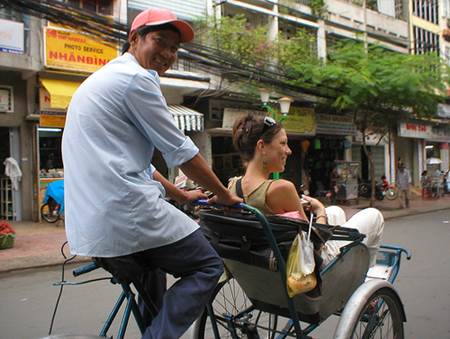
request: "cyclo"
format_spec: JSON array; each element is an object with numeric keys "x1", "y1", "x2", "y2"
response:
[
  {"x1": 55, "y1": 200, "x2": 410, "y2": 339},
  {"x1": 191, "y1": 201, "x2": 410, "y2": 339}
]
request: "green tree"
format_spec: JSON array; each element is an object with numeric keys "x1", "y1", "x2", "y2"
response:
[
  {"x1": 194, "y1": 15, "x2": 277, "y2": 67},
  {"x1": 288, "y1": 41, "x2": 449, "y2": 204}
]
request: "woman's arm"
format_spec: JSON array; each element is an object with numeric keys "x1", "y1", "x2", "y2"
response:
[
  {"x1": 266, "y1": 179, "x2": 327, "y2": 223},
  {"x1": 266, "y1": 180, "x2": 308, "y2": 220}
]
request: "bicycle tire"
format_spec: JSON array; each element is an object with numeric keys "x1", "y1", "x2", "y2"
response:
[
  {"x1": 385, "y1": 188, "x2": 398, "y2": 200},
  {"x1": 349, "y1": 287, "x2": 404, "y2": 339},
  {"x1": 192, "y1": 277, "x2": 289, "y2": 339},
  {"x1": 41, "y1": 203, "x2": 60, "y2": 223}
]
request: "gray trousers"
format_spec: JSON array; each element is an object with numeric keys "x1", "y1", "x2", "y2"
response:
[{"x1": 95, "y1": 229, "x2": 223, "y2": 339}]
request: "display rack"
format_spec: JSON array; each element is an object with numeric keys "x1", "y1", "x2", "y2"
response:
[
  {"x1": 0, "y1": 177, "x2": 14, "y2": 220},
  {"x1": 334, "y1": 160, "x2": 360, "y2": 203}
]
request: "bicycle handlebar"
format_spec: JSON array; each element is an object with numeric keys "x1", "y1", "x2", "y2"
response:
[
  {"x1": 192, "y1": 199, "x2": 245, "y2": 209},
  {"x1": 72, "y1": 261, "x2": 99, "y2": 277}
]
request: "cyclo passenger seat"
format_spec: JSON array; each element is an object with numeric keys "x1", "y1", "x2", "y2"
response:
[{"x1": 199, "y1": 207, "x2": 369, "y2": 323}]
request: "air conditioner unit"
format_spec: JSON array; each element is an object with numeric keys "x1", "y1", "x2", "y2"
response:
[{"x1": 0, "y1": 86, "x2": 14, "y2": 113}]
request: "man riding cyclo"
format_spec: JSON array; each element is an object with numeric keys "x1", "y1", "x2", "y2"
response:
[{"x1": 62, "y1": 7, "x2": 241, "y2": 339}]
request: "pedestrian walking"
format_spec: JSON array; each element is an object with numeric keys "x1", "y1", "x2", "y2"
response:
[
  {"x1": 62, "y1": 7, "x2": 241, "y2": 339},
  {"x1": 397, "y1": 162, "x2": 411, "y2": 208}
]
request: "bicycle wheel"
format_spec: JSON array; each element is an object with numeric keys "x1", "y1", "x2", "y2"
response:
[
  {"x1": 41, "y1": 203, "x2": 59, "y2": 223},
  {"x1": 193, "y1": 277, "x2": 290, "y2": 339},
  {"x1": 349, "y1": 287, "x2": 404, "y2": 339},
  {"x1": 385, "y1": 188, "x2": 398, "y2": 200}
]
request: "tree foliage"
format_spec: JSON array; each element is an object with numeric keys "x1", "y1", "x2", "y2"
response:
[
  {"x1": 287, "y1": 41, "x2": 449, "y2": 134},
  {"x1": 194, "y1": 15, "x2": 277, "y2": 67},
  {"x1": 287, "y1": 41, "x2": 448, "y2": 204}
]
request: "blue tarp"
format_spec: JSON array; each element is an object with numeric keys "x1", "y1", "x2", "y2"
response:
[{"x1": 43, "y1": 180, "x2": 64, "y2": 213}]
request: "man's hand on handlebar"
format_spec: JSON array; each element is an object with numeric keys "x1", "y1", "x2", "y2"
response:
[
  {"x1": 208, "y1": 190, "x2": 242, "y2": 206},
  {"x1": 179, "y1": 189, "x2": 208, "y2": 204}
]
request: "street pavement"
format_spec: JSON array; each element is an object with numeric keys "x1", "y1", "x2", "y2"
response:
[{"x1": 0, "y1": 192, "x2": 449, "y2": 273}]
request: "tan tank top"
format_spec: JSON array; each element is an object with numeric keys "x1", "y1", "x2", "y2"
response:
[{"x1": 228, "y1": 176, "x2": 275, "y2": 215}]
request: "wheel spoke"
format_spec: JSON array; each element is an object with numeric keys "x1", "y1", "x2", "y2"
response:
[
  {"x1": 348, "y1": 288, "x2": 404, "y2": 339},
  {"x1": 196, "y1": 278, "x2": 292, "y2": 339}
]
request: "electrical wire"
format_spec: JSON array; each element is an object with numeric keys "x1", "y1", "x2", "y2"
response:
[
  {"x1": 0, "y1": 0, "x2": 339, "y2": 100},
  {"x1": 47, "y1": 241, "x2": 111, "y2": 335},
  {"x1": 48, "y1": 241, "x2": 76, "y2": 335}
]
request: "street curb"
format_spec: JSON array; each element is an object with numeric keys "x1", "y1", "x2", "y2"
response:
[
  {"x1": 1, "y1": 207, "x2": 448, "y2": 274},
  {"x1": 0, "y1": 256, "x2": 91, "y2": 275},
  {"x1": 382, "y1": 206, "x2": 450, "y2": 221}
]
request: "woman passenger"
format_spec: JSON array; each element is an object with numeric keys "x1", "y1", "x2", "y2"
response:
[{"x1": 229, "y1": 114, "x2": 384, "y2": 267}]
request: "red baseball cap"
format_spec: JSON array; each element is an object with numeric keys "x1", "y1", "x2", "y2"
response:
[{"x1": 130, "y1": 8, "x2": 194, "y2": 43}]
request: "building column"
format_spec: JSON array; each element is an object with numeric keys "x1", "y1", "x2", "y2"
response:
[
  {"x1": 344, "y1": 136, "x2": 352, "y2": 161},
  {"x1": 390, "y1": 136, "x2": 396, "y2": 183},
  {"x1": 206, "y1": 0, "x2": 221, "y2": 19},
  {"x1": 440, "y1": 143, "x2": 449, "y2": 172},
  {"x1": 384, "y1": 143, "x2": 391, "y2": 182},
  {"x1": 414, "y1": 139, "x2": 426, "y2": 186},
  {"x1": 317, "y1": 19, "x2": 327, "y2": 60},
  {"x1": 268, "y1": 0, "x2": 279, "y2": 43}
]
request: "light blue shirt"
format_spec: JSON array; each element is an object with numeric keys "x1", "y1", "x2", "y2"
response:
[{"x1": 62, "y1": 53, "x2": 199, "y2": 257}]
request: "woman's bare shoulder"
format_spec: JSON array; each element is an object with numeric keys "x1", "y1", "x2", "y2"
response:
[
  {"x1": 266, "y1": 179, "x2": 301, "y2": 212},
  {"x1": 268, "y1": 179, "x2": 297, "y2": 195}
]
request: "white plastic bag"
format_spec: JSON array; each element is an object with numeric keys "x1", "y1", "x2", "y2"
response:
[{"x1": 299, "y1": 218, "x2": 315, "y2": 275}]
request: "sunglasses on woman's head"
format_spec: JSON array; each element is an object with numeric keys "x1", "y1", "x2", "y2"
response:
[{"x1": 261, "y1": 116, "x2": 277, "y2": 135}]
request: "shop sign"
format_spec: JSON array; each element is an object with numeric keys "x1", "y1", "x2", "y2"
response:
[
  {"x1": 316, "y1": 113, "x2": 356, "y2": 135},
  {"x1": 398, "y1": 122, "x2": 450, "y2": 142},
  {"x1": 44, "y1": 26, "x2": 118, "y2": 73},
  {"x1": 222, "y1": 108, "x2": 266, "y2": 129},
  {"x1": 0, "y1": 18, "x2": 24, "y2": 54},
  {"x1": 437, "y1": 104, "x2": 450, "y2": 119},
  {"x1": 40, "y1": 111, "x2": 66, "y2": 128},
  {"x1": 277, "y1": 106, "x2": 316, "y2": 136},
  {"x1": 398, "y1": 122, "x2": 432, "y2": 139}
]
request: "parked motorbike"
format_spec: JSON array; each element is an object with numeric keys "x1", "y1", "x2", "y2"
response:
[
  {"x1": 358, "y1": 181, "x2": 398, "y2": 201},
  {"x1": 41, "y1": 180, "x2": 64, "y2": 223}
]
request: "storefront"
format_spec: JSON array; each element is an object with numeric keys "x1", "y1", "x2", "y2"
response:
[
  {"x1": 0, "y1": 78, "x2": 32, "y2": 221},
  {"x1": 306, "y1": 113, "x2": 355, "y2": 196},
  {"x1": 398, "y1": 121, "x2": 450, "y2": 186},
  {"x1": 352, "y1": 131, "x2": 389, "y2": 183}
]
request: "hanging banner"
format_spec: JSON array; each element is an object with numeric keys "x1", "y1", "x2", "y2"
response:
[{"x1": 44, "y1": 26, "x2": 118, "y2": 73}]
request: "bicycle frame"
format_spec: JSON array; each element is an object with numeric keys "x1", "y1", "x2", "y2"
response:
[{"x1": 71, "y1": 262, "x2": 146, "y2": 339}]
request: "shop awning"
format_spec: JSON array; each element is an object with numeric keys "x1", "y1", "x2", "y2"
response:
[
  {"x1": 169, "y1": 105, "x2": 203, "y2": 132},
  {"x1": 40, "y1": 78, "x2": 82, "y2": 110}
]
